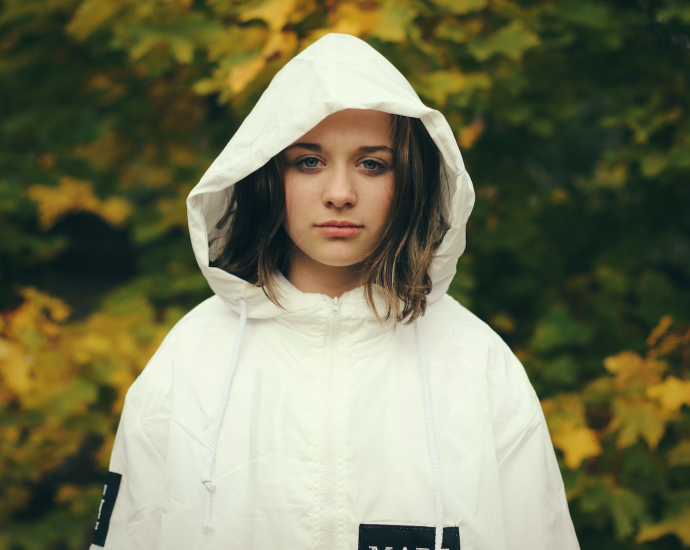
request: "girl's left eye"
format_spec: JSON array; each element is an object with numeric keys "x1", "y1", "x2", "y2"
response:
[{"x1": 360, "y1": 159, "x2": 387, "y2": 172}]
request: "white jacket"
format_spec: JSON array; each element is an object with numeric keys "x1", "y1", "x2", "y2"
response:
[{"x1": 90, "y1": 33, "x2": 580, "y2": 550}]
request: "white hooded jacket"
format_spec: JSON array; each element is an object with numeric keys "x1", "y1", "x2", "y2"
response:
[{"x1": 90, "y1": 33, "x2": 581, "y2": 550}]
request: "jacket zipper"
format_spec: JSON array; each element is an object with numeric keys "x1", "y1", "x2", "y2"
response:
[{"x1": 323, "y1": 296, "x2": 340, "y2": 550}]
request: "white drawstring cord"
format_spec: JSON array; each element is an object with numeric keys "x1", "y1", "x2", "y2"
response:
[
  {"x1": 200, "y1": 298, "x2": 248, "y2": 533},
  {"x1": 415, "y1": 316, "x2": 444, "y2": 550}
]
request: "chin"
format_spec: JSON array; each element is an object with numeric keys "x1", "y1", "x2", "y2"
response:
[
  {"x1": 316, "y1": 257, "x2": 362, "y2": 268},
  {"x1": 304, "y1": 244, "x2": 366, "y2": 268},
  {"x1": 311, "y1": 252, "x2": 365, "y2": 268}
]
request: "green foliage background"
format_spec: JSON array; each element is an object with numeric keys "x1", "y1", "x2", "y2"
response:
[{"x1": 1, "y1": 0, "x2": 689, "y2": 548}]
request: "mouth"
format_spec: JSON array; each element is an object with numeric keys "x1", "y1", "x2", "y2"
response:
[
  {"x1": 315, "y1": 220, "x2": 364, "y2": 237},
  {"x1": 315, "y1": 220, "x2": 363, "y2": 228}
]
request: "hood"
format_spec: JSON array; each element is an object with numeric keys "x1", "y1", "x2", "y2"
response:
[{"x1": 187, "y1": 32, "x2": 475, "y2": 319}]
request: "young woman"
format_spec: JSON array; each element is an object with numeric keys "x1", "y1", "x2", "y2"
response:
[{"x1": 91, "y1": 33, "x2": 580, "y2": 550}]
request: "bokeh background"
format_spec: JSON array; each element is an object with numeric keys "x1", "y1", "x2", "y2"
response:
[{"x1": 1, "y1": 0, "x2": 689, "y2": 548}]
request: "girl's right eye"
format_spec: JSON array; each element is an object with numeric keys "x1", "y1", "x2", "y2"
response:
[{"x1": 296, "y1": 156, "x2": 322, "y2": 169}]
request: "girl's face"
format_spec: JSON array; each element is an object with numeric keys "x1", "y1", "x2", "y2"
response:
[{"x1": 281, "y1": 109, "x2": 394, "y2": 272}]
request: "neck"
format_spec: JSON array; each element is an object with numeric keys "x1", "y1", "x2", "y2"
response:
[{"x1": 283, "y1": 250, "x2": 362, "y2": 298}]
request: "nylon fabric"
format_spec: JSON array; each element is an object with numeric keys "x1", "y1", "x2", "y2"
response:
[{"x1": 91, "y1": 33, "x2": 581, "y2": 550}]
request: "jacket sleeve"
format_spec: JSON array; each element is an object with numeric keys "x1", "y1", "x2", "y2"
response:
[
  {"x1": 487, "y1": 339, "x2": 581, "y2": 550},
  {"x1": 89, "y1": 329, "x2": 176, "y2": 550}
]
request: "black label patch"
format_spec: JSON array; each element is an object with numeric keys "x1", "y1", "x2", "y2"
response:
[
  {"x1": 359, "y1": 524, "x2": 461, "y2": 550},
  {"x1": 92, "y1": 471, "x2": 122, "y2": 547}
]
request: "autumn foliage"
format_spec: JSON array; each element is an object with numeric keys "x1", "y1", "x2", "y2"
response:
[{"x1": 1, "y1": 0, "x2": 689, "y2": 548}]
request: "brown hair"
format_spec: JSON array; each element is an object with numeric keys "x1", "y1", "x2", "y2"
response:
[{"x1": 210, "y1": 114, "x2": 450, "y2": 325}]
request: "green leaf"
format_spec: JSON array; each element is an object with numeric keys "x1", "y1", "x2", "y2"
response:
[
  {"x1": 468, "y1": 20, "x2": 539, "y2": 61},
  {"x1": 531, "y1": 308, "x2": 593, "y2": 353}
]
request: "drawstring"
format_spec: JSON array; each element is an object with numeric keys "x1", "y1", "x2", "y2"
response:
[
  {"x1": 200, "y1": 298, "x2": 247, "y2": 533},
  {"x1": 415, "y1": 316, "x2": 444, "y2": 550}
]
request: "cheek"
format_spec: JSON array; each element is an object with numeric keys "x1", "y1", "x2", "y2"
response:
[{"x1": 372, "y1": 176, "x2": 395, "y2": 223}]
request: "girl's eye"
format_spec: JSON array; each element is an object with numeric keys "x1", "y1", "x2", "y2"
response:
[
  {"x1": 297, "y1": 156, "x2": 321, "y2": 169},
  {"x1": 360, "y1": 159, "x2": 387, "y2": 173}
]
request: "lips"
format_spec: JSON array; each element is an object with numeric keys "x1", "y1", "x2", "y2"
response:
[
  {"x1": 316, "y1": 220, "x2": 362, "y2": 228},
  {"x1": 315, "y1": 220, "x2": 363, "y2": 237}
]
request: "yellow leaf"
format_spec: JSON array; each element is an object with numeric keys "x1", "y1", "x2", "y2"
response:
[
  {"x1": 589, "y1": 161, "x2": 628, "y2": 188},
  {"x1": 434, "y1": 19, "x2": 483, "y2": 43},
  {"x1": 228, "y1": 57, "x2": 266, "y2": 95},
  {"x1": 238, "y1": 0, "x2": 300, "y2": 31},
  {"x1": 0, "y1": 338, "x2": 32, "y2": 395},
  {"x1": 166, "y1": 143, "x2": 196, "y2": 166},
  {"x1": 637, "y1": 505, "x2": 690, "y2": 545},
  {"x1": 648, "y1": 315, "x2": 673, "y2": 347},
  {"x1": 458, "y1": 119, "x2": 484, "y2": 149},
  {"x1": 74, "y1": 132, "x2": 126, "y2": 170},
  {"x1": 96, "y1": 432, "x2": 116, "y2": 469},
  {"x1": 610, "y1": 397, "x2": 673, "y2": 450},
  {"x1": 327, "y1": 3, "x2": 382, "y2": 37},
  {"x1": 372, "y1": 0, "x2": 415, "y2": 42},
  {"x1": 655, "y1": 333, "x2": 686, "y2": 357},
  {"x1": 668, "y1": 440, "x2": 690, "y2": 466},
  {"x1": 417, "y1": 69, "x2": 491, "y2": 107},
  {"x1": 489, "y1": 312, "x2": 515, "y2": 334},
  {"x1": 552, "y1": 425, "x2": 602, "y2": 470},
  {"x1": 262, "y1": 30, "x2": 298, "y2": 60},
  {"x1": 156, "y1": 183, "x2": 194, "y2": 233},
  {"x1": 19, "y1": 287, "x2": 72, "y2": 323},
  {"x1": 551, "y1": 189, "x2": 568, "y2": 204},
  {"x1": 27, "y1": 177, "x2": 132, "y2": 229},
  {"x1": 429, "y1": 0, "x2": 487, "y2": 15},
  {"x1": 55, "y1": 483, "x2": 80, "y2": 504},
  {"x1": 66, "y1": 0, "x2": 129, "y2": 40},
  {"x1": 541, "y1": 394, "x2": 602, "y2": 469},
  {"x1": 168, "y1": 36, "x2": 195, "y2": 64},
  {"x1": 603, "y1": 351, "x2": 666, "y2": 390},
  {"x1": 420, "y1": 69, "x2": 466, "y2": 106},
  {"x1": 647, "y1": 376, "x2": 690, "y2": 412},
  {"x1": 99, "y1": 197, "x2": 133, "y2": 226}
]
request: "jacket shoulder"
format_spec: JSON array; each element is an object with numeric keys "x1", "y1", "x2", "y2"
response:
[
  {"x1": 426, "y1": 293, "x2": 508, "y2": 350},
  {"x1": 172, "y1": 294, "x2": 238, "y2": 332},
  {"x1": 126, "y1": 295, "x2": 236, "y2": 403}
]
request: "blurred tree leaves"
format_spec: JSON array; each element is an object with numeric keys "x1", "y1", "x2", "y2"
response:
[{"x1": 0, "y1": 0, "x2": 689, "y2": 548}]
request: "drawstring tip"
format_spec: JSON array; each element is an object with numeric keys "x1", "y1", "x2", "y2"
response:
[
  {"x1": 200, "y1": 475, "x2": 216, "y2": 492},
  {"x1": 202, "y1": 521, "x2": 214, "y2": 533}
]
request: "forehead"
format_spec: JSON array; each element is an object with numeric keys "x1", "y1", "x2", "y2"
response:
[{"x1": 292, "y1": 109, "x2": 392, "y2": 145}]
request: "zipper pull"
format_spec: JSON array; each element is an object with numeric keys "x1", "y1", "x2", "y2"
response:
[{"x1": 332, "y1": 296, "x2": 340, "y2": 313}]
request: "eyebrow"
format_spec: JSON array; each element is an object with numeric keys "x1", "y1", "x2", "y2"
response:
[{"x1": 284, "y1": 142, "x2": 393, "y2": 154}]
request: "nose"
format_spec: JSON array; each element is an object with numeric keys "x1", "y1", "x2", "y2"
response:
[{"x1": 322, "y1": 164, "x2": 357, "y2": 209}]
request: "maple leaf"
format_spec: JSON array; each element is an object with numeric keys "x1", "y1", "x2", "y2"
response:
[
  {"x1": 551, "y1": 425, "x2": 602, "y2": 470},
  {"x1": 646, "y1": 376, "x2": 690, "y2": 412},
  {"x1": 609, "y1": 397, "x2": 674, "y2": 451},
  {"x1": 458, "y1": 119, "x2": 485, "y2": 150},
  {"x1": 238, "y1": 0, "x2": 302, "y2": 32},
  {"x1": 603, "y1": 351, "x2": 666, "y2": 391},
  {"x1": 667, "y1": 440, "x2": 690, "y2": 466},
  {"x1": 637, "y1": 505, "x2": 690, "y2": 545},
  {"x1": 26, "y1": 177, "x2": 132, "y2": 230},
  {"x1": 542, "y1": 394, "x2": 602, "y2": 469}
]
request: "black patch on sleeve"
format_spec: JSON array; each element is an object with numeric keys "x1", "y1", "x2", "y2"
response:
[
  {"x1": 359, "y1": 524, "x2": 461, "y2": 550},
  {"x1": 92, "y1": 471, "x2": 122, "y2": 547}
]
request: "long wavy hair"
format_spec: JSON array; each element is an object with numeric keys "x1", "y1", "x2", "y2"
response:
[{"x1": 210, "y1": 114, "x2": 450, "y2": 325}]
